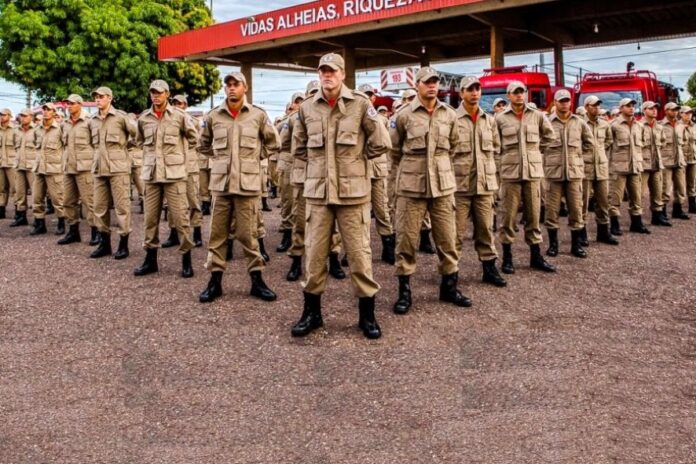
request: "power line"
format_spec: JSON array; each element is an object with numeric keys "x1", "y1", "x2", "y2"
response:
[{"x1": 566, "y1": 45, "x2": 696, "y2": 64}]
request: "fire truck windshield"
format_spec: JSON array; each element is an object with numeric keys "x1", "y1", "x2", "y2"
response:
[
  {"x1": 578, "y1": 91, "x2": 644, "y2": 115},
  {"x1": 480, "y1": 89, "x2": 507, "y2": 113}
]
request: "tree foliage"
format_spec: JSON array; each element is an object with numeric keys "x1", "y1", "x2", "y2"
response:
[
  {"x1": 0, "y1": 0, "x2": 221, "y2": 112},
  {"x1": 686, "y1": 71, "x2": 696, "y2": 108}
]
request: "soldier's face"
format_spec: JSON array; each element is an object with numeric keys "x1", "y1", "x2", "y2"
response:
[
  {"x1": 42, "y1": 108, "x2": 55, "y2": 122},
  {"x1": 20, "y1": 114, "x2": 31, "y2": 126},
  {"x1": 172, "y1": 101, "x2": 186, "y2": 110},
  {"x1": 586, "y1": 104, "x2": 600, "y2": 118},
  {"x1": 225, "y1": 79, "x2": 247, "y2": 103},
  {"x1": 150, "y1": 90, "x2": 168, "y2": 106},
  {"x1": 555, "y1": 99, "x2": 571, "y2": 114},
  {"x1": 0, "y1": 114, "x2": 9, "y2": 125},
  {"x1": 66, "y1": 101, "x2": 81, "y2": 117},
  {"x1": 644, "y1": 107, "x2": 657, "y2": 119},
  {"x1": 460, "y1": 84, "x2": 481, "y2": 106},
  {"x1": 318, "y1": 66, "x2": 344, "y2": 92},
  {"x1": 494, "y1": 103, "x2": 506, "y2": 113},
  {"x1": 291, "y1": 98, "x2": 303, "y2": 111},
  {"x1": 666, "y1": 108, "x2": 678, "y2": 119},
  {"x1": 682, "y1": 112, "x2": 693, "y2": 123},
  {"x1": 508, "y1": 89, "x2": 526, "y2": 106},
  {"x1": 94, "y1": 94, "x2": 112, "y2": 110},
  {"x1": 417, "y1": 78, "x2": 439, "y2": 100},
  {"x1": 620, "y1": 104, "x2": 635, "y2": 117}
]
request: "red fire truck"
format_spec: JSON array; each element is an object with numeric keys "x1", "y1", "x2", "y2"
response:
[{"x1": 479, "y1": 66, "x2": 567, "y2": 113}]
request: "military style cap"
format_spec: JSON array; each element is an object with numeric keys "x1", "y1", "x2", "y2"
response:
[
  {"x1": 377, "y1": 105, "x2": 388, "y2": 113},
  {"x1": 618, "y1": 97, "x2": 636, "y2": 107},
  {"x1": 291, "y1": 91, "x2": 305, "y2": 103},
  {"x1": 358, "y1": 83, "x2": 376, "y2": 95},
  {"x1": 583, "y1": 95, "x2": 602, "y2": 106},
  {"x1": 493, "y1": 97, "x2": 506, "y2": 107},
  {"x1": 664, "y1": 102, "x2": 680, "y2": 111},
  {"x1": 172, "y1": 94, "x2": 187, "y2": 104},
  {"x1": 575, "y1": 107, "x2": 587, "y2": 116},
  {"x1": 680, "y1": 105, "x2": 693, "y2": 114},
  {"x1": 305, "y1": 80, "x2": 320, "y2": 96},
  {"x1": 224, "y1": 72, "x2": 247, "y2": 86},
  {"x1": 92, "y1": 86, "x2": 113, "y2": 97},
  {"x1": 641, "y1": 101, "x2": 658, "y2": 111},
  {"x1": 599, "y1": 109, "x2": 608, "y2": 116},
  {"x1": 42, "y1": 102, "x2": 57, "y2": 111},
  {"x1": 554, "y1": 89, "x2": 571, "y2": 101},
  {"x1": 18, "y1": 108, "x2": 32, "y2": 117},
  {"x1": 610, "y1": 108, "x2": 620, "y2": 116},
  {"x1": 0, "y1": 108, "x2": 12, "y2": 116},
  {"x1": 459, "y1": 76, "x2": 481, "y2": 90},
  {"x1": 65, "y1": 94, "x2": 84, "y2": 104},
  {"x1": 415, "y1": 67, "x2": 439, "y2": 83},
  {"x1": 149, "y1": 79, "x2": 170, "y2": 92},
  {"x1": 507, "y1": 81, "x2": 527, "y2": 93},
  {"x1": 402, "y1": 88, "x2": 417, "y2": 100},
  {"x1": 317, "y1": 53, "x2": 344, "y2": 71}
]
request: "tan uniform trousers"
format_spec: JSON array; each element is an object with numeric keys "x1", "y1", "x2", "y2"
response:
[
  {"x1": 130, "y1": 166, "x2": 144, "y2": 199},
  {"x1": 395, "y1": 195, "x2": 459, "y2": 276},
  {"x1": 641, "y1": 171, "x2": 664, "y2": 212},
  {"x1": 63, "y1": 172, "x2": 95, "y2": 226},
  {"x1": 371, "y1": 177, "x2": 393, "y2": 236},
  {"x1": 545, "y1": 180, "x2": 584, "y2": 231},
  {"x1": 93, "y1": 174, "x2": 132, "y2": 236},
  {"x1": 609, "y1": 174, "x2": 642, "y2": 217},
  {"x1": 278, "y1": 169, "x2": 293, "y2": 231},
  {"x1": 289, "y1": 186, "x2": 341, "y2": 257},
  {"x1": 144, "y1": 181, "x2": 193, "y2": 253},
  {"x1": 686, "y1": 164, "x2": 696, "y2": 198},
  {"x1": 199, "y1": 168, "x2": 211, "y2": 203},
  {"x1": 499, "y1": 180, "x2": 543, "y2": 246},
  {"x1": 455, "y1": 194, "x2": 497, "y2": 262},
  {"x1": 582, "y1": 179, "x2": 610, "y2": 225},
  {"x1": 186, "y1": 173, "x2": 202, "y2": 228},
  {"x1": 304, "y1": 202, "x2": 378, "y2": 298},
  {"x1": 269, "y1": 160, "x2": 278, "y2": 188},
  {"x1": 0, "y1": 167, "x2": 14, "y2": 207},
  {"x1": 32, "y1": 174, "x2": 64, "y2": 219},
  {"x1": 388, "y1": 173, "x2": 396, "y2": 228},
  {"x1": 662, "y1": 167, "x2": 686, "y2": 205},
  {"x1": 206, "y1": 194, "x2": 264, "y2": 274},
  {"x1": 13, "y1": 170, "x2": 32, "y2": 212},
  {"x1": 229, "y1": 200, "x2": 266, "y2": 240}
]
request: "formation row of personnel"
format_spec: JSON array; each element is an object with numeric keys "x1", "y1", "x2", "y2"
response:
[{"x1": 2, "y1": 53, "x2": 695, "y2": 341}]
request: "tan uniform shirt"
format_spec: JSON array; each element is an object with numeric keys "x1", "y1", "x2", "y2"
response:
[
  {"x1": 62, "y1": 112, "x2": 94, "y2": 174},
  {"x1": 495, "y1": 104, "x2": 555, "y2": 181},
  {"x1": 641, "y1": 120, "x2": 664, "y2": 172},
  {"x1": 543, "y1": 113, "x2": 593, "y2": 181},
  {"x1": 453, "y1": 105, "x2": 499, "y2": 196},
  {"x1": 198, "y1": 99, "x2": 279, "y2": 196},
  {"x1": 294, "y1": 85, "x2": 389, "y2": 205},
  {"x1": 277, "y1": 112, "x2": 296, "y2": 171},
  {"x1": 34, "y1": 121, "x2": 64, "y2": 175},
  {"x1": 585, "y1": 117, "x2": 612, "y2": 180},
  {"x1": 0, "y1": 124, "x2": 18, "y2": 168},
  {"x1": 15, "y1": 125, "x2": 38, "y2": 171},
  {"x1": 389, "y1": 98, "x2": 458, "y2": 199},
  {"x1": 609, "y1": 117, "x2": 643, "y2": 175},
  {"x1": 137, "y1": 105, "x2": 199, "y2": 184},
  {"x1": 89, "y1": 106, "x2": 136, "y2": 177},
  {"x1": 659, "y1": 118, "x2": 685, "y2": 168},
  {"x1": 369, "y1": 113, "x2": 390, "y2": 180},
  {"x1": 680, "y1": 121, "x2": 696, "y2": 164}
]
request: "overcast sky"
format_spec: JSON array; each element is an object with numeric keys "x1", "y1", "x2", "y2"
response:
[{"x1": 2, "y1": 0, "x2": 695, "y2": 119}]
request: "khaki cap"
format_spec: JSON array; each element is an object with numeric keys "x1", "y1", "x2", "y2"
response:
[
  {"x1": 291, "y1": 91, "x2": 305, "y2": 103},
  {"x1": 65, "y1": 94, "x2": 83, "y2": 104},
  {"x1": 493, "y1": 98, "x2": 506, "y2": 107},
  {"x1": 377, "y1": 105, "x2": 388, "y2": 113},
  {"x1": 149, "y1": 79, "x2": 170, "y2": 92},
  {"x1": 554, "y1": 89, "x2": 571, "y2": 101},
  {"x1": 92, "y1": 86, "x2": 113, "y2": 97},
  {"x1": 619, "y1": 97, "x2": 636, "y2": 107},
  {"x1": 575, "y1": 107, "x2": 587, "y2": 116},
  {"x1": 224, "y1": 72, "x2": 247, "y2": 86},
  {"x1": 610, "y1": 108, "x2": 620, "y2": 116},
  {"x1": 583, "y1": 95, "x2": 602, "y2": 106},
  {"x1": 680, "y1": 105, "x2": 693, "y2": 114},
  {"x1": 0, "y1": 108, "x2": 12, "y2": 116},
  {"x1": 317, "y1": 53, "x2": 344, "y2": 71},
  {"x1": 358, "y1": 83, "x2": 376, "y2": 95},
  {"x1": 42, "y1": 102, "x2": 57, "y2": 111},
  {"x1": 459, "y1": 76, "x2": 481, "y2": 90},
  {"x1": 18, "y1": 108, "x2": 32, "y2": 117},
  {"x1": 664, "y1": 102, "x2": 680, "y2": 111},
  {"x1": 507, "y1": 81, "x2": 527, "y2": 93},
  {"x1": 415, "y1": 67, "x2": 439, "y2": 83},
  {"x1": 641, "y1": 101, "x2": 659, "y2": 111},
  {"x1": 171, "y1": 94, "x2": 187, "y2": 104},
  {"x1": 305, "y1": 80, "x2": 320, "y2": 96},
  {"x1": 402, "y1": 88, "x2": 417, "y2": 100}
]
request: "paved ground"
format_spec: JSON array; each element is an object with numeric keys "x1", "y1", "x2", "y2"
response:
[{"x1": 1, "y1": 198, "x2": 695, "y2": 463}]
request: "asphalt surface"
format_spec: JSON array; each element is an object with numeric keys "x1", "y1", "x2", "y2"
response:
[{"x1": 1, "y1": 198, "x2": 695, "y2": 463}]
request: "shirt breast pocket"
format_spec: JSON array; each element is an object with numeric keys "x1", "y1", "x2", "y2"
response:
[
  {"x1": 336, "y1": 117, "x2": 359, "y2": 146},
  {"x1": 405, "y1": 123, "x2": 427, "y2": 152},
  {"x1": 306, "y1": 119, "x2": 324, "y2": 149}
]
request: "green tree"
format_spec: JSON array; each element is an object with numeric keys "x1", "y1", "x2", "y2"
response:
[
  {"x1": 686, "y1": 71, "x2": 696, "y2": 108},
  {"x1": 0, "y1": 0, "x2": 220, "y2": 112}
]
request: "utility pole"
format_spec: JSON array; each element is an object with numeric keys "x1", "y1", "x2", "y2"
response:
[{"x1": 26, "y1": 88, "x2": 31, "y2": 108}]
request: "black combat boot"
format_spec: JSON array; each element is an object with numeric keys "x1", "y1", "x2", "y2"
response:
[
  {"x1": 261, "y1": 197, "x2": 272, "y2": 212},
  {"x1": 651, "y1": 209, "x2": 672, "y2": 227},
  {"x1": 539, "y1": 205, "x2": 546, "y2": 224},
  {"x1": 610, "y1": 216, "x2": 623, "y2": 236},
  {"x1": 134, "y1": 248, "x2": 158, "y2": 276},
  {"x1": 89, "y1": 226, "x2": 100, "y2": 246},
  {"x1": 29, "y1": 218, "x2": 47, "y2": 235},
  {"x1": 181, "y1": 250, "x2": 194, "y2": 278},
  {"x1": 380, "y1": 234, "x2": 396, "y2": 265},
  {"x1": 10, "y1": 210, "x2": 28, "y2": 227},
  {"x1": 114, "y1": 234, "x2": 129, "y2": 259},
  {"x1": 276, "y1": 229, "x2": 291, "y2": 252},
  {"x1": 90, "y1": 232, "x2": 112, "y2": 258},
  {"x1": 192, "y1": 226, "x2": 203, "y2": 248},
  {"x1": 138, "y1": 198, "x2": 144, "y2": 214},
  {"x1": 328, "y1": 252, "x2": 346, "y2": 279},
  {"x1": 419, "y1": 229, "x2": 436, "y2": 254},
  {"x1": 291, "y1": 292, "x2": 323, "y2": 337},
  {"x1": 201, "y1": 200, "x2": 211, "y2": 216},
  {"x1": 439, "y1": 272, "x2": 472, "y2": 307},
  {"x1": 45, "y1": 198, "x2": 54, "y2": 215},
  {"x1": 249, "y1": 270, "x2": 276, "y2": 301},
  {"x1": 629, "y1": 215, "x2": 650, "y2": 234},
  {"x1": 570, "y1": 230, "x2": 588, "y2": 258},
  {"x1": 0, "y1": 205, "x2": 5, "y2": 219},
  {"x1": 689, "y1": 196, "x2": 696, "y2": 214},
  {"x1": 530, "y1": 244, "x2": 556, "y2": 272},
  {"x1": 358, "y1": 297, "x2": 381, "y2": 339},
  {"x1": 546, "y1": 228, "x2": 559, "y2": 257},
  {"x1": 55, "y1": 217, "x2": 66, "y2": 235},
  {"x1": 258, "y1": 238, "x2": 270, "y2": 262},
  {"x1": 225, "y1": 239, "x2": 234, "y2": 261},
  {"x1": 270, "y1": 185, "x2": 277, "y2": 199},
  {"x1": 161, "y1": 228, "x2": 179, "y2": 248},
  {"x1": 57, "y1": 223, "x2": 81, "y2": 245},
  {"x1": 286, "y1": 255, "x2": 302, "y2": 281},
  {"x1": 578, "y1": 227, "x2": 589, "y2": 247},
  {"x1": 672, "y1": 202, "x2": 690, "y2": 220},
  {"x1": 199, "y1": 271, "x2": 223, "y2": 303},
  {"x1": 501, "y1": 243, "x2": 515, "y2": 274},
  {"x1": 482, "y1": 259, "x2": 507, "y2": 287},
  {"x1": 558, "y1": 201, "x2": 568, "y2": 217},
  {"x1": 393, "y1": 275, "x2": 412, "y2": 315},
  {"x1": 596, "y1": 223, "x2": 619, "y2": 245}
]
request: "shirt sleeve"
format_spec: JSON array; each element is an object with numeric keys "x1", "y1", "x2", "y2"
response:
[
  {"x1": 291, "y1": 109, "x2": 308, "y2": 161},
  {"x1": 260, "y1": 113, "x2": 280, "y2": 160},
  {"x1": 361, "y1": 100, "x2": 389, "y2": 160}
]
